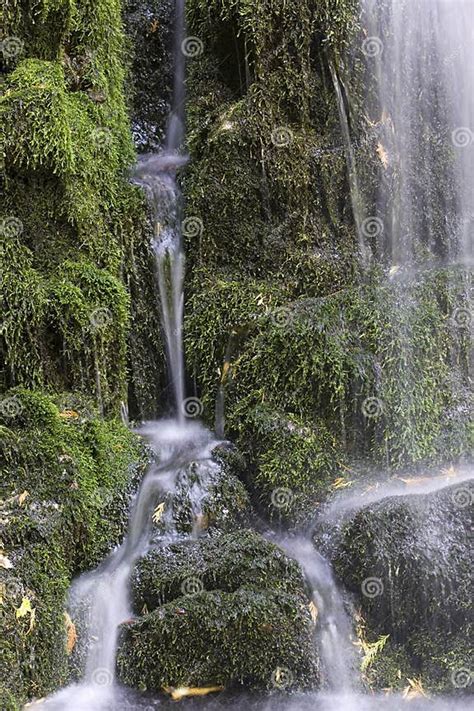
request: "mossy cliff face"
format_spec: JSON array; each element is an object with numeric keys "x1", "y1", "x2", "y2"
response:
[
  {"x1": 0, "y1": 390, "x2": 144, "y2": 707},
  {"x1": 117, "y1": 530, "x2": 318, "y2": 691},
  {"x1": 0, "y1": 1, "x2": 154, "y2": 706},
  {"x1": 1, "y1": 0, "x2": 164, "y2": 418},
  {"x1": 182, "y1": 0, "x2": 472, "y2": 519}
]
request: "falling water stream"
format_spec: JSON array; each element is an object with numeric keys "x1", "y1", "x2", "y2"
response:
[
  {"x1": 30, "y1": 0, "x2": 472, "y2": 709},
  {"x1": 356, "y1": 0, "x2": 474, "y2": 267}
]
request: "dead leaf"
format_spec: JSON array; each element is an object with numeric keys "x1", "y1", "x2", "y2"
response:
[
  {"x1": 332, "y1": 477, "x2": 353, "y2": 490},
  {"x1": 16, "y1": 596, "x2": 36, "y2": 634},
  {"x1": 16, "y1": 596, "x2": 32, "y2": 619},
  {"x1": 309, "y1": 600, "x2": 318, "y2": 624},
  {"x1": 163, "y1": 686, "x2": 224, "y2": 701},
  {"x1": 403, "y1": 677, "x2": 428, "y2": 699},
  {"x1": 64, "y1": 612, "x2": 77, "y2": 655},
  {"x1": 0, "y1": 553, "x2": 13, "y2": 569},
  {"x1": 18, "y1": 490, "x2": 29, "y2": 506},
  {"x1": 59, "y1": 410, "x2": 79, "y2": 419},
  {"x1": 152, "y1": 502, "x2": 166, "y2": 524},
  {"x1": 376, "y1": 142, "x2": 389, "y2": 168}
]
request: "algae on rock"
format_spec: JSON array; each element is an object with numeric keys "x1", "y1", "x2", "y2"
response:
[{"x1": 118, "y1": 531, "x2": 318, "y2": 692}]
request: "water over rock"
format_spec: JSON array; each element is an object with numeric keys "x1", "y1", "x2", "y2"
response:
[
  {"x1": 331, "y1": 479, "x2": 473, "y2": 691},
  {"x1": 151, "y1": 443, "x2": 253, "y2": 535}
]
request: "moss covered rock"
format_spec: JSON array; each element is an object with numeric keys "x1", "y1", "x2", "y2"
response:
[
  {"x1": 131, "y1": 529, "x2": 306, "y2": 612},
  {"x1": 117, "y1": 531, "x2": 318, "y2": 692},
  {"x1": 185, "y1": 267, "x2": 471, "y2": 519},
  {"x1": 1, "y1": 0, "x2": 164, "y2": 418},
  {"x1": 150, "y1": 443, "x2": 252, "y2": 536},
  {"x1": 0, "y1": 389, "x2": 144, "y2": 706},
  {"x1": 332, "y1": 480, "x2": 473, "y2": 691}
]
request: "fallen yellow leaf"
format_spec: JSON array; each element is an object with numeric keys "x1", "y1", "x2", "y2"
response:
[
  {"x1": 18, "y1": 490, "x2": 29, "y2": 506},
  {"x1": 163, "y1": 686, "x2": 224, "y2": 701},
  {"x1": 16, "y1": 596, "x2": 36, "y2": 634},
  {"x1": 152, "y1": 502, "x2": 166, "y2": 524},
  {"x1": 16, "y1": 596, "x2": 32, "y2": 619},
  {"x1": 59, "y1": 410, "x2": 79, "y2": 419},
  {"x1": 0, "y1": 553, "x2": 13, "y2": 569},
  {"x1": 403, "y1": 677, "x2": 429, "y2": 699},
  {"x1": 64, "y1": 612, "x2": 77, "y2": 655},
  {"x1": 309, "y1": 600, "x2": 318, "y2": 624},
  {"x1": 332, "y1": 477, "x2": 353, "y2": 490}
]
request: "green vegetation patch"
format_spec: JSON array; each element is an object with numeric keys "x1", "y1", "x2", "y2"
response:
[{"x1": 0, "y1": 389, "x2": 144, "y2": 705}]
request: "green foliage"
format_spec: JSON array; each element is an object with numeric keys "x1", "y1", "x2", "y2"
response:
[{"x1": 0, "y1": 389, "x2": 144, "y2": 705}]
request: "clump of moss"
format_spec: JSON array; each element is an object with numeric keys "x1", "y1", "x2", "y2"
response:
[
  {"x1": 0, "y1": 389, "x2": 144, "y2": 705},
  {"x1": 1, "y1": 0, "x2": 164, "y2": 418},
  {"x1": 1, "y1": 236, "x2": 130, "y2": 413},
  {"x1": 132, "y1": 529, "x2": 306, "y2": 612},
  {"x1": 183, "y1": 0, "x2": 358, "y2": 282},
  {"x1": 118, "y1": 588, "x2": 317, "y2": 692},
  {"x1": 118, "y1": 529, "x2": 317, "y2": 692}
]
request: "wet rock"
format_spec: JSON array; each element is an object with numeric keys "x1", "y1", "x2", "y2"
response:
[
  {"x1": 131, "y1": 529, "x2": 306, "y2": 612},
  {"x1": 117, "y1": 531, "x2": 318, "y2": 691},
  {"x1": 154, "y1": 444, "x2": 253, "y2": 535},
  {"x1": 332, "y1": 480, "x2": 473, "y2": 690},
  {"x1": 124, "y1": 0, "x2": 174, "y2": 152}
]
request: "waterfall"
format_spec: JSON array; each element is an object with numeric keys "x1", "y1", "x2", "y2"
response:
[
  {"x1": 131, "y1": 0, "x2": 188, "y2": 420},
  {"x1": 31, "y1": 3, "x2": 209, "y2": 708},
  {"x1": 358, "y1": 0, "x2": 474, "y2": 267},
  {"x1": 28, "y1": 2, "x2": 472, "y2": 709}
]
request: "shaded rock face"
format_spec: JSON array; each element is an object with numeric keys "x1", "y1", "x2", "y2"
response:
[
  {"x1": 123, "y1": 0, "x2": 175, "y2": 151},
  {"x1": 331, "y1": 481, "x2": 473, "y2": 690},
  {"x1": 117, "y1": 530, "x2": 318, "y2": 691}
]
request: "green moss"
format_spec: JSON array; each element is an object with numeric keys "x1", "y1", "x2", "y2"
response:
[
  {"x1": 0, "y1": 389, "x2": 144, "y2": 705},
  {"x1": 186, "y1": 268, "x2": 471, "y2": 511},
  {"x1": 132, "y1": 529, "x2": 306, "y2": 613},
  {"x1": 118, "y1": 590, "x2": 317, "y2": 691},
  {"x1": 1, "y1": 0, "x2": 163, "y2": 417},
  {"x1": 1, "y1": 240, "x2": 130, "y2": 412},
  {"x1": 184, "y1": 1, "x2": 357, "y2": 281}
]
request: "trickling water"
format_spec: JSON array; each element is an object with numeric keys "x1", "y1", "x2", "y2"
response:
[
  {"x1": 31, "y1": 2, "x2": 200, "y2": 708},
  {"x1": 277, "y1": 537, "x2": 359, "y2": 693},
  {"x1": 358, "y1": 0, "x2": 474, "y2": 266},
  {"x1": 330, "y1": 64, "x2": 370, "y2": 269},
  {"x1": 131, "y1": 0, "x2": 188, "y2": 419}
]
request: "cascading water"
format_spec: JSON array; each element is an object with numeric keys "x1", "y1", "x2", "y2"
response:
[
  {"x1": 276, "y1": 537, "x2": 359, "y2": 693},
  {"x1": 30, "y1": 2, "x2": 213, "y2": 709},
  {"x1": 357, "y1": 0, "x2": 474, "y2": 267}
]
